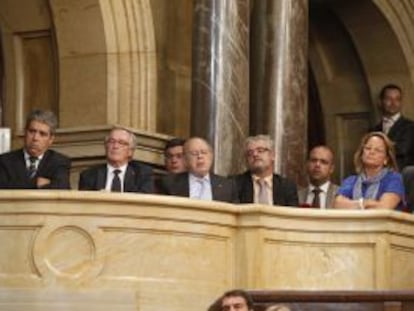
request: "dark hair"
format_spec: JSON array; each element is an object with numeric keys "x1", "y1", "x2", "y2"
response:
[
  {"x1": 221, "y1": 289, "x2": 254, "y2": 310},
  {"x1": 25, "y1": 109, "x2": 57, "y2": 135},
  {"x1": 379, "y1": 83, "x2": 402, "y2": 100},
  {"x1": 164, "y1": 138, "x2": 186, "y2": 153}
]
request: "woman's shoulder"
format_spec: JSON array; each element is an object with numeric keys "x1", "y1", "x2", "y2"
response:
[
  {"x1": 384, "y1": 170, "x2": 403, "y2": 180},
  {"x1": 342, "y1": 174, "x2": 358, "y2": 184}
]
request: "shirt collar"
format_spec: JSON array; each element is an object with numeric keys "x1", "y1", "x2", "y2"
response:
[
  {"x1": 24, "y1": 150, "x2": 44, "y2": 162},
  {"x1": 189, "y1": 173, "x2": 210, "y2": 182},
  {"x1": 309, "y1": 181, "x2": 330, "y2": 193},
  {"x1": 383, "y1": 113, "x2": 401, "y2": 123},
  {"x1": 252, "y1": 174, "x2": 273, "y2": 185},
  {"x1": 107, "y1": 163, "x2": 128, "y2": 175}
]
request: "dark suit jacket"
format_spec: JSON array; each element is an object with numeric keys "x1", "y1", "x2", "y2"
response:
[
  {"x1": 297, "y1": 182, "x2": 339, "y2": 209},
  {"x1": 234, "y1": 171, "x2": 298, "y2": 206},
  {"x1": 158, "y1": 172, "x2": 239, "y2": 203},
  {"x1": 371, "y1": 116, "x2": 414, "y2": 170},
  {"x1": 0, "y1": 149, "x2": 71, "y2": 189},
  {"x1": 78, "y1": 160, "x2": 153, "y2": 193}
]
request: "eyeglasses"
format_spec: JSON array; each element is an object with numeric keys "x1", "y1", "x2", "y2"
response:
[
  {"x1": 246, "y1": 147, "x2": 270, "y2": 157},
  {"x1": 106, "y1": 138, "x2": 130, "y2": 148},
  {"x1": 186, "y1": 149, "x2": 210, "y2": 157}
]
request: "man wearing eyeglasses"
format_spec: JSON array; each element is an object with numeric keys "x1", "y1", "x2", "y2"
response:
[
  {"x1": 78, "y1": 126, "x2": 153, "y2": 193},
  {"x1": 159, "y1": 137, "x2": 238, "y2": 203},
  {"x1": 234, "y1": 134, "x2": 298, "y2": 206}
]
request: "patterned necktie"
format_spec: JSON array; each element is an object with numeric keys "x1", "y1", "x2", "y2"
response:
[
  {"x1": 27, "y1": 156, "x2": 38, "y2": 179},
  {"x1": 111, "y1": 169, "x2": 122, "y2": 192},
  {"x1": 311, "y1": 187, "x2": 322, "y2": 208},
  {"x1": 258, "y1": 179, "x2": 269, "y2": 205}
]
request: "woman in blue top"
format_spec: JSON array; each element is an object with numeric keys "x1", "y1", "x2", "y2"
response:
[{"x1": 334, "y1": 132, "x2": 405, "y2": 210}]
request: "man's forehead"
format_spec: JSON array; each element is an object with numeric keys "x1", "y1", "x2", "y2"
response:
[
  {"x1": 310, "y1": 147, "x2": 332, "y2": 158},
  {"x1": 27, "y1": 121, "x2": 52, "y2": 133},
  {"x1": 222, "y1": 295, "x2": 247, "y2": 304},
  {"x1": 110, "y1": 129, "x2": 129, "y2": 138}
]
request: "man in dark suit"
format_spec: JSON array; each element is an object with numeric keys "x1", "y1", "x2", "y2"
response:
[
  {"x1": 159, "y1": 137, "x2": 238, "y2": 203},
  {"x1": 371, "y1": 84, "x2": 414, "y2": 170},
  {"x1": 371, "y1": 84, "x2": 414, "y2": 212},
  {"x1": 0, "y1": 109, "x2": 71, "y2": 189},
  {"x1": 78, "y1": 126, "x2": 153, "y2": 193},
  {"x1": 297, "y1": 145, "x2": 338, "y2": 209},
  {"x1": 234, "y1": 135, "x2": 298, "y2": 206}
]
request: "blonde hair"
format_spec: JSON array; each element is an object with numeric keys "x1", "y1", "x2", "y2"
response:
[
  {"x1": 353, "y1": 131, "x2": 398, "y2": 173},
  {"x1": 265, "y1": 304, "x2": 291, "y2": 311}
]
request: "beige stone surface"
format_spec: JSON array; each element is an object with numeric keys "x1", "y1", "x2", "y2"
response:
[{"x1": 1, "y1": 192, "x2": 414, "y2": 310}]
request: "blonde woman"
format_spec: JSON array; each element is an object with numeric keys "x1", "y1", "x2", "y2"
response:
[{"x1": 334, "y1": 132, "x2": 405, "y2": 210}]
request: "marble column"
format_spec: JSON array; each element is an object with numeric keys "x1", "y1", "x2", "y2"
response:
[
  {"x1": 191, "y1": 0, "x2": 250, "y2": 176},
  {"x1": 250, "y1": 0, "x2": 308, "y2": 183}
]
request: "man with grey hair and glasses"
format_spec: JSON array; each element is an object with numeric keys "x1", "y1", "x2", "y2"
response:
[
  {"x1": 234, "y1": 135, "x2": 298, "y2": 206},
  {"x1": 0, "y1": 109, "x2": 71, "y2": 189},
  {"x1": 79, "y1": 126, "x2": 153, "y2": 193}
]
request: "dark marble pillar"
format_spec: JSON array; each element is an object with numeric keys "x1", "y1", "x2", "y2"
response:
[
  {"x1": 250, "y1": 0, "x2": 308, "y2": 183},
  {"x1": 191, "y1": 0, "x2": 249, "y2": 176}
]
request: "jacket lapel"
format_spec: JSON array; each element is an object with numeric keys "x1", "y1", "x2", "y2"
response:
[
  {"x1": 211, "y1": 174, "x2": 221, "y2": 201},
  {"x1": 326, "y1": 183, "x2": 338, "y2": 209},
  {"x1": 242, "y1": 173, "x2": 254, "y2": 203},
  {"x1": 16, "y1": 149, "x2": 29, "y2": 177},
  {"x1": 96, "y1": 166, "x2": 107, "y2": 190},
  {"x1": 124, "y1": 164, "x2": 136, "y2": 192}
]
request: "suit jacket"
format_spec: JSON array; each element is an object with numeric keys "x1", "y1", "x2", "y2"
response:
[
  {"x1": 78, "y1": 160, "x2": 153, "y2": 193},
  {"x1": 371, "y1": 116, "x2": 414, "y2": 170},
  {"x1": 297, "y1": 182, "x2": 339, "y2": 209},
  {"x1": 0, "y1": 148, "x2": 71, "y2": 189},
  {"x1": 159, "y1": 172, "x2": 239, "y2": 203},
  {"x1": 234, "y1": 171, "x2": 298, "y2": 206}
]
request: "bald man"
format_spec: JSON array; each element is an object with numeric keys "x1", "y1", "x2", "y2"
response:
[{"x1": 159, "y1": 137, "x2": 238, "y2": 203}]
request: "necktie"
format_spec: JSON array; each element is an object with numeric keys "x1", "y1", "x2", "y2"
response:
[
  {"x1": 27, "y1": 156, "x2": 38, "y2": 179},
  {"x1": 258, "y1": 179, "x2": 269, "y2": 205},
  {"x1": 111, "y1": 169, "x2": 122, "y2": 192},
  {"x1": 197, "y1": 178, "x2": 210, "y2": 200},
  {"x1": 383, "y1": 118, "x2": 393, "y2": 134},
  {"x1": 311, "y1": 187, "x2": 322, "y2": 208}
]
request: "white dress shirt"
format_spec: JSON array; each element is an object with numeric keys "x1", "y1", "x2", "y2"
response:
[
  {"x1": 189, "y1": 173, "x2": 212, "y2": 200},
  {"x1": 305, "y1": 181, "x2": 331, "y2": 209},
  {"x1": 105, "y1": 164, "x2": 127, "y2": 192}
]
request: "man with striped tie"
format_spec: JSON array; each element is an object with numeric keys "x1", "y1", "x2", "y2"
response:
[{"x1": 0, "y1": 109, "x2": 71, "y2": 189}]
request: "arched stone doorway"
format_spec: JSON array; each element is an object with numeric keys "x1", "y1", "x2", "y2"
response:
[{"x1": 309, "y1": 0, "x2": 414, "y2": 181}]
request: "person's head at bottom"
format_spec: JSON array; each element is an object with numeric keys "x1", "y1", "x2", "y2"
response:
[{"x1": 221, "y1": 289, "x2": 254, "y2": 311}]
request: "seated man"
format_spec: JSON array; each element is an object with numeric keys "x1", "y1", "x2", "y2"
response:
[
  {"x1": 158, "y1": 137, "x2": 238, "y2": 203},
  {"x1": 164, "y1": 138, "x2": 186, "y2": 174},
  {"x1": 234, "y1": 135, "x2": 298, "y2": 206},
  {"x1": 298, "y1": 145, "x2": 339, "y2": 209},
  {"x1": 0, "y1": 109, "x2": 71, "y2": 189},
  {"x1": 78, "y1": 126, "x2": 153, "y2": 193}
]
